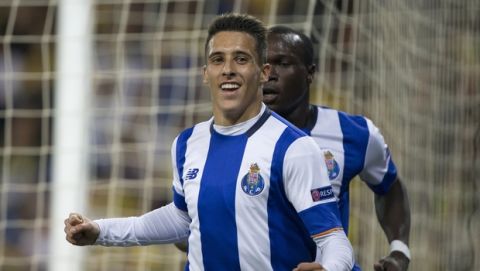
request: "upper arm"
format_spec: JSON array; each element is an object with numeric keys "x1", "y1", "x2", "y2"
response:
[
  {"x1": 283, "y1": 137, "x2": 342, "y2": 236},
  {"x1": 359, "y1": 118, "x2": 398, "y2": 195},
  {"x1": 283, "y1": 137, "x2": 334, "y2": 211}
]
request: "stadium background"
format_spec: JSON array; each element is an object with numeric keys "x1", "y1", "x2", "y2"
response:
[{"x1": 0, "y1": 0, "x2": 478, "y2": 270}]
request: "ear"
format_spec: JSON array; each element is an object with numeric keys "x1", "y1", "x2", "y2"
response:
[
  {"x1": 307, "y1": 64, "x2": 316, "y2": 84},
  {"x1": 202, "y1": 65, "x2": 208, "y2": 84},
  {"x1": 260, "y1": 63, "x2": 271, "y2": 83}
]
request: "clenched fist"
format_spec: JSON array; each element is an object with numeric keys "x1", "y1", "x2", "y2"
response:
[{"x1": 64, "y1": 213, "x2": 100, "y2": 246}]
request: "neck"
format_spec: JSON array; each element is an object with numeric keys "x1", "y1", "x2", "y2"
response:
[
  {"x1": 213, "y1": 101, "x2": 263, "y2": 126},
  {"x1": 283, "y1": 103, "x2": 313, "y2": 129}
]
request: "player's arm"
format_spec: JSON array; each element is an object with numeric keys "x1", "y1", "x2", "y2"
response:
[
  {"x1": 64, "y1": 203, "x2": 190, "y2": 247},
  {"x1": 359, "y1": 119, "x2": 411, "y2": 270},
  {"x1": 94, "y1": 203, "x2": 190, "y2": 246},
  {"x1": 373, "y1": 177, "x2": 411, "y2": 271},
  {"x1": 284, "y1": 137, "x2": 354, "y2": 271}
]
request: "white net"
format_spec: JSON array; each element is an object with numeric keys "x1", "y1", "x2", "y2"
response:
[{"x1": 0, "y1": 0, "x2": 478, "y2": 270}]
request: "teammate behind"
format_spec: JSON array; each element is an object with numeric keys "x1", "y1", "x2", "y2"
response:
[{"x1": 263, "y1": 25, "x2": 411, "y2": 271}]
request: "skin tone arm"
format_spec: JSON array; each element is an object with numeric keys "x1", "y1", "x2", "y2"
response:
[
  {"x1": 64, "y1": 213, "x2": 100, "y2": 246},
  {"x1": 293, "y1": 262, "x2": 325, "y2": 271},
  {"x1": 373, "y1": 177, "x2": 411, "y2": 271}
]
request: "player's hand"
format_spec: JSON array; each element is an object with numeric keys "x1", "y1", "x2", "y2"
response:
[
  {"x1": 64, "y1": 213, "x2": 100, "y2": 246},
  {"x1": 373, "y1": 251, "x2": 409, "y2": 271},
  {"x1": 293, "y1": 262, "x2": 325, "y2": 271},
  {"x1": 174, "y1": 241, "x2": 189, "y2": 252}
]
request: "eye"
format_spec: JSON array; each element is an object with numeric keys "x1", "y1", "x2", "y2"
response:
[
  {"x1": 235, "y1": 55, "x2": 250, "y2": 64},
  {"x1": 209, "y1": 55, "x2": 224, "y2": 64}
]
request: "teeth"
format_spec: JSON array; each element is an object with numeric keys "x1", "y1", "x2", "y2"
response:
[{"x1": 221, "y1": 83, "x2": 240, "y2": 90}]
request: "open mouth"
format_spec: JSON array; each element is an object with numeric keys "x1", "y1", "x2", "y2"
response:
[{"x1": 220, "y1": 82, "x2": 240, "y2": 91}]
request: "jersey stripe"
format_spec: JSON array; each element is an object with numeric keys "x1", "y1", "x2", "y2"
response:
[
  {"x1": 368, "y1": 158, "x2": 397, "y2": 194},
  {"x1": 338, "y1": 112, "x2": 369, "y2": 233},
  {"x1": 298, "y1": 201, "x2": 343, "y2": 236},
  {"x1": 174, "y1": 127, "x2": 194, "y2": 211},
  {"x1": 268, "y1": 127, "x2": 316, "y2": 270},
  {"x1": 197, "y1": 131, "x2": 247, "y2": 271},
  {"x1": 176, "y1": 127, "x2": 194, "y2": 187}
]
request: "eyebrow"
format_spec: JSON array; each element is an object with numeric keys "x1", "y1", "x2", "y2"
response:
[{"x1": 207, "y1": 50, "x2": 254, "y2": 60}]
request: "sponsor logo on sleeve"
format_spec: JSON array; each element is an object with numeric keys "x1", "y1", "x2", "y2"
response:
[{"x1": 311, "y1": 186, "x2": 334, "y2": 202}]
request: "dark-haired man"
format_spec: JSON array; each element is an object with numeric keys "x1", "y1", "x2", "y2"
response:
[{"x1": 64, "y1": 14, "x2": 354, "y2": 271}]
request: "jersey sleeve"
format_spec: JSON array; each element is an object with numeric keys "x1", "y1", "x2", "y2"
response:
[
  {"x1": 282, "y1": 136, "x2": 343, "y2": 236},
  {"x1": 283, "y1": 136, "x2": 353, "y2": 270},
  {"x1": 359, "y1": 118, "x2": 398, "y2": 195},
  {"x1": 94, "y1": 203, "x2": 190, "y2": 246}
]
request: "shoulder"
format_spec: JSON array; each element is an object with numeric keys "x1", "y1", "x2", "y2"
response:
[
  {"x1": 173, "y1": 118, "x2": 212, "y2": 149},
  {"x1": 314, "y1": 105, "x2": 385, "y2": 137},
  {"x1": 178, "y1": 118, "x2": 211, "y2": 138},
  {"x1": 269, "y1": 110, "x2": 308, "y2": 139}
]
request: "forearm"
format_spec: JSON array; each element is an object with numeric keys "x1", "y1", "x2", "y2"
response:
[
  {"x1": 95, "y1": 203, "x2": 190, "y2": 246},
  {"x1": 375, "y1": 177, "x2": 410, "y2": 244},
  {"x1": 314, "y1": 231, "x2": 354, "y2": 271}
]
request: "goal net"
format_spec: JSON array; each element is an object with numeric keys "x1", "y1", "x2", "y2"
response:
[{"x1": 0, "y1": 0, "x2": 478, "y2": 270}]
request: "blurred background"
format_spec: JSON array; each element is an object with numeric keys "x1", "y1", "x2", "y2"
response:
[{"x1": 0, "y1": 0, "x2": 478, "y2": 270}]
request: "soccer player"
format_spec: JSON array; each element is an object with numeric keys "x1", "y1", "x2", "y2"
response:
[
  {"x1": 263, "y1": 25, "x2": 411, "y2": 271},
  {"x1": 64, "y1": 14, "x2": 354, "y2": 271}
]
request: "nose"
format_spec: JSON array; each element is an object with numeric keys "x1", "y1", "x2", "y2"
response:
[
  {"x1": 268, "y1": 65, "x2": 278, "y2": 81},
  {"x1": 222, "y1": 60, "x2": 235, "y2": 77}
]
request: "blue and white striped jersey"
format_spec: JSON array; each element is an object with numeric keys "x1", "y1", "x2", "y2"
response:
[
  {"x1": 172, "y1": 108, "x2": 345, "y2": 271},
  {"x1": 304, "y1": 106, "x2": 398, "y2": 234}
]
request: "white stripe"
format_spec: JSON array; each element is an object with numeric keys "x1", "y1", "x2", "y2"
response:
[
  {"x1": 310, "y1": 107, "x2": 345, "y2": 198},
  {"x1": 359, "y1": 118, "x2": 390, "y2": 185},
  {"x1": 235, "y1": 117, "x2": 286, "y2": 271},
  {"x1": 182, "y1": 121, "x2": 211, "y2": 271}
]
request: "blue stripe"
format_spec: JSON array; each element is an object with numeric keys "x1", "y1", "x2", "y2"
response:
[
  {"x1": 173, "y1": 127, "x2": 194, "y2": 211},
  {"x1": 176, "y1": 127, "x2": 194, "y2": 187},
  {"x1": 368, "y1": 158, "x2": 398, "y2": 195},
  {"x1": 173, "y1": 187, "x2": 188, "y2": 212},
  {"x1": 338, "y1": 112, "x2": 369, "y2": 234},
  {"x1": 298, "y1": 201, "x2": 343, "y2": 235},
  {"x1": 268, "y1": 128, "x2": 316, "y2": 270},
  {"x1": 197, "y1": 131, "x2": 246, "y2": 271}
]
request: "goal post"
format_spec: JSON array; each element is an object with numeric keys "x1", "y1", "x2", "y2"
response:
[{"x1": 49, "y1": 0, "x2": 93, "y2": 270}]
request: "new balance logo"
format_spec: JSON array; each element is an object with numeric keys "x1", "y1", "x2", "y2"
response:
[{"x1": 185, "y1": 168, "x2": 199, "y2": 180}]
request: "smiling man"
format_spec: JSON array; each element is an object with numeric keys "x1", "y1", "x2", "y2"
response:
[{"x1": 63, "y1": 14, "x2": 354, "y2": 271}]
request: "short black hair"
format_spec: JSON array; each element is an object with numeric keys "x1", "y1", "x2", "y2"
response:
[
  {"x1": 205, "y1": 13, "x2": 267, "y2": 64},
  {"x1": 268, "y1": 25, "x2": 314, "y2": 67}
]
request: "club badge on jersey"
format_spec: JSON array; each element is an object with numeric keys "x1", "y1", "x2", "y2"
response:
[
  {"x1": 241, "y1": 163, "x2": 265, "y2": 196},
  {"x1": 324, "y1": 150, "x2": 340, "y2": 180}
]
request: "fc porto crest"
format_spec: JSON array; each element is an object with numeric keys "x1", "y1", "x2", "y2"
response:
[
  {"x1": 241, "y1": 163, "x2": 265, "y2": 196},
  {"x1": 324, "y1": 151, "x2": 340, "y2": 180}
]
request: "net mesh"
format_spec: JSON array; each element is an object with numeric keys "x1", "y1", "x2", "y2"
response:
[{"x1": 0, "y1": 0, "x2": 478, "y2": 270}]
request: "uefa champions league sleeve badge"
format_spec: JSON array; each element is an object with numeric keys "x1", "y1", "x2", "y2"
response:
[{"x1": 241, "y1": 163, "x2": 265, "y2": 196}]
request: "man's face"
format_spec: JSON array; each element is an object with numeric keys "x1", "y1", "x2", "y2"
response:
[
  {"x1": 263, "y1": 33, "x2": 312, "y2": 116},
  {"x1": 203, "y1": 31, "x2": 269, "y2": 123}
]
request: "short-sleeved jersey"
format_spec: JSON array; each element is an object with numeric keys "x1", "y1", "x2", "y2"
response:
[
  {"x1": 304, "y1": 106, "x2": 398, "y2": 234},
  {"x1": 172, "y1": 108, "x2": 343, "y2": 271}
]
